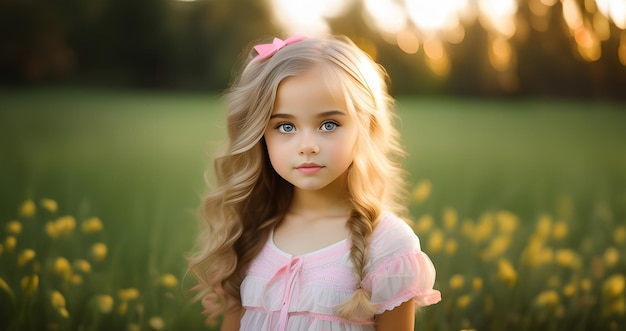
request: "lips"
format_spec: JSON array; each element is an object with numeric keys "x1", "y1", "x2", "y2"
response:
[{"x1": 296, "y1": 162, "x2": 324, "y2": 174}]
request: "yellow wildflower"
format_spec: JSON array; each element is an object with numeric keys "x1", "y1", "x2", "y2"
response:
[
  {"x1": 497, "y1": 259, "x2": 517, "y2": 287},
  {"x1": 159, "y1": 274, "x2": 178, "y2": 289},
  {"x1": 460, "y1": 219, "x2": 474, "y2": 238},
  {"x1": 46, "y1": 221, "x2": 60, "y2": 239},
  {"x1": 0, "y1": 277, "x2": 14, "y2": 297},
  {"x1": 21, "y1": 274, "x2": 39, "y2": 295},
  {"x1": 443, "y1": 207, "x2": 458, "y2": 230},
  {"x1": 555, "y1": 249, "x2": 581, "y2": 269},
  {"x1": 95, "y1": 295, "x2": 114, "y2": 313},
  {"x1": 563, "y1": 282, "x2": 577, "y2": 297},
  {"x1": 472, "y1": 277, "x2": 483, "y2": 291},
  {"x1": 496, "y1": 210, "x2": 518, "y2": 235},
  {"x1": 481, "y1": 235, "x2": 512, "y2": 261},
  {"x1": 149, "y1": 316, "x2": 165, "y2": 330},
  {"x1": 56, "y1": 216, "x2": 76, "y2": 235},
  {"x1": 445, "y1": 239, "x2": 458, "y2": 255},
  {"x1": 603, "y1": 274, "x2": 625, "y2": 299},
  {"x1": 19, "y1": 200, "x2": 36, "y2": 217},
  {"x1": 614, "y1": 226, "x2": 626, "y2": 244},
  {"x1": 91, "y1": 243, "x2": 108, "y2": 261},
  {"x1": 118, "y1": 288, "x2": 140, "y2": 301},
  {"x1": 457, "y1": 294, "x2": 471, "y2": 309},
  {"x1": 17, "y1": 249, "x2": 36, "y2": 268},
  {"x1": 449, "y1": 274, "x2": 464, "y2": 290},
  {"x1": 53, "y1": 257, "x2": 72, "y2": 278},
  {"x1": 40, "y1": 198, "x2": 58, "y2": 213},
  {"x1": 412, "y1": 179, "x2": 432, "y2": 203},
  {"x1": 51, "y1": 290, "x2": 66, "y2": 309},
  {"x1": 473, "y1": 213, "x2": 494, "y2": 243},
  {"x1": 552, "y1": 220, "x2": 568, "y2": 240},
  {"x1": 427, "y1": 229, "x2": 444, "y2": 253},
  {"x1": 118, "y1": 300, "x2": 128, "y2": 315},
  {"x1": 415, "y1": 215, "x2": 433, "y2": 234},
  {"x1": 4, "y1": 236, "x2": 16, "y2": 252},
  {"x1": 604, "y1": 247, "x2": 620, "y2": 268},
  {"x1": 535, "y1": 290, "x2": 560, "y2": 308},
  {"x1": 70, "y1": 274, "x2": 83, "y2": 285},
  {"x1": 73, "y1": 259, "x2": 92, "y2": 273},
  {"x1": 605, "y1": 296, "x2": 626, "y2": 316},
  {"x1": 6, "y1": 221, "x2": 22, "y2": 235},
  {"x1": 82, "y1": 217, "x2": 104, "y2": 234},
  {"x1": 536, "y1": 214, "x2": 552, "y2": 239}
]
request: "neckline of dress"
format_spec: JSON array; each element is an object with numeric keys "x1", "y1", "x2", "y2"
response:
[{"x1": 269, "y1": 230, "x2": 349, "y2": 258}]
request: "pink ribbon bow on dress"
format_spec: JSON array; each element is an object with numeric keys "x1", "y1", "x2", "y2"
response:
[{"x1": 254, "y1": 35, "x2": 307, "y2": 60}]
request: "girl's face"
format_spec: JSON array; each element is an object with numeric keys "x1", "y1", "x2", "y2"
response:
[{"x1": 264, "y1": 68, "x2": 358, "y2": 193}]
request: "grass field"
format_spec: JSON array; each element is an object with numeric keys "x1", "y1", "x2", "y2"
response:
[{"x1": 1, "y1": 87, "x2": 625, "y2": 330}]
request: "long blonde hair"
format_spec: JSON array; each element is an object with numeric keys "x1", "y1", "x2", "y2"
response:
[{"x1": 187, "y1": 35, "x2": 408, "y2": 323}]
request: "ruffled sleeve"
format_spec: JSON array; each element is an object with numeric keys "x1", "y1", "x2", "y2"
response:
[{"x1": 363, "y1": 213, "x2": 441, "y2": 314}]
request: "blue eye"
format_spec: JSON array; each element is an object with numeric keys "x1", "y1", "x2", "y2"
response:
[
  {"x1": 321, "y1": 121, "x2": 339, "y2": 132},
  {"x1": 277, "y1": 123, "x2": 295, "y2": 133}
]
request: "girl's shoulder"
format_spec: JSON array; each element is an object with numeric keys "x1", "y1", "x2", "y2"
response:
[{"x1": 369, "y1": 211, "x2": 421, "y2": 258}]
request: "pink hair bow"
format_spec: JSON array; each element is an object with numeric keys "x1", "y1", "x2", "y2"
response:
[{"x1": 253, "y1": 35, "x2": 307, "y2": 60}]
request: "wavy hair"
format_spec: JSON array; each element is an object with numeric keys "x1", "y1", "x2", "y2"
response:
[{"x1": 187, "y1": 35, "x2": 409, "y2": 324}]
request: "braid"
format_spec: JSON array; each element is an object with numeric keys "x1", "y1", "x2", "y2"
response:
[{"x1": 335, "y1": 207, "x2": 379, "y2": 323}]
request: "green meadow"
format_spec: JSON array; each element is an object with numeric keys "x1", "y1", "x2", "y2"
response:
[{"x1": 1, "y1": 87, "x2": 625, "y2": 330}]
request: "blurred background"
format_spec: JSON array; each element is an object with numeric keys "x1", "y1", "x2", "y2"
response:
[{"x1": 1, "y1": 0, "x2": 626, "y2": 330}]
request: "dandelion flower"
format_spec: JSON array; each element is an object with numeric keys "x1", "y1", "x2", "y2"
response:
[
  {"x1": 445, "y1": 239, "x2": 458, "y2": 255},
  {"x1": 17, "y1": 249, "x2": 36, "y2": 268},
  {"x1": 159, "y1": 274, "x2": 178, "y2": 289},
  {"x1": 563, "y1": 282, "x2": 577, "y2": 297},
  {"x1": 552, "y1": 220, "x2": 568, "y2": 240},
  {"x1": 534, "y1": 290, "x2": 560, "y2": 308},
  {"x1": 449, "y1": 274, "x2": 464, "y2": 289},
  {"x1": 118, "y1": 300, "x2": 128, "y2": 315},
  {"x1": 82, "y1": 217, "x2": 104, "y2": 234},
  {"x1": 473, "y1": 213, "x2": 494, "y2": 243},
  {"x1": 496, "y1": 210, "x2": 518, "y2": 235},
  {"x1": 427, "y1": 229, "x2": 444, "y2": 253},
  {"x1": 443, "y1": 207, "x2": 458, "y2": 230},
  {"x1": 603, "y1": 274, "x2": 625, "y2": 299},
  {"x1": 0, "y1": 277, "x2": 14, "y2": 297},
  {"x1": 497, "y1": 259, "x2": 517, "y2": 287},
  {"x1": 457, "y1": 294, "x2": 471, "y2": 309},
  {"x1": 415, "y1": 214, "x2": 433, "y2": 234},
  {"x1": 53, "y1": 257, "x2": 72, "y2": 277},
  {"x1": 70, "y1": 274, "x2": 83, "y2": 285},
  {"x1": 555, "y1": 249, "x2": 581, "y2": 269},
  {"x1": 40, "y1": 198, "x2": 58, "y2": 213},
  {"x1": 118, "y1": 288, "x2": 140, "y2": 301},
  {"x1": 604, "y1": 247, "x2": 620, "y2": 268},
  {"x1": 535, "y1": 214, "x2": 552, "y2": 238},
  {"x1": 46, "y1": 221, "x2": 60, "y2": 239},
  {"x1": 149, "y1": 316, "x2": 165, "y2": 330},
  {"x1": 91, "y1": 243, "x2": 108, "y2": 261},
  {"x1": 19, "y1": 200, "x2": 36, "y2": 218},
  {"x1": 472, "y1": 277, "x2": 483, "y2": 291},
  {"x1": 481, "y1": 235, "x2": 512, "y2": 261},
  {"x1": 95, "y1": 295, "x2": 114, "y2": 313},
  {"x1": 4, "y1": 236, "x2": 17, "y2": 252},
  {"x1": 412, "y1": 179, "x2": 432, "y2": 203},
  {"x1": 51, "y1": 290, "x2": 66, "y2": 309},
  {"x1": 21, "y1": 274, "x2": 39, "y2": 295},
  {"x1": 73, "y1": 259, "x2": 92, "y2": 273},
  {"x1": 6, "y1": 221, "x2": 22, "y2": 235},
  {"x1": 56, "y1": 216, "x2": 76, "y2": 235}
]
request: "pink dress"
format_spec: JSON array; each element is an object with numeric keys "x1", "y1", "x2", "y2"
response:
[{"x1": 239, "y1": 212, "x2": 441, "y2": 331}]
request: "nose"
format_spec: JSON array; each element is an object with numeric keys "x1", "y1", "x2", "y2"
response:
[{"x1": 298, "y1": 132, "x2": 319, "y2": 155}]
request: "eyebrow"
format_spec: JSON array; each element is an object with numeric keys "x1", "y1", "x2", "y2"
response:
[{"x1": 270, "y1": 110, "x2": 346, "y2": 119}]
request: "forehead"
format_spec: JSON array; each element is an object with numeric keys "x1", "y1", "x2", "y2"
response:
[{"x1": 272, "y1": 67, "x2": 347, "y2": 114}]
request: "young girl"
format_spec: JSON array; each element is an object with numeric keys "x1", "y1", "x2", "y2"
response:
[{"x1": 188, "y1": 35, "x2": 441, "y2": 331}]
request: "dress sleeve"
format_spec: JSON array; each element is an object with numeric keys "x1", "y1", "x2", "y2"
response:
[{"x1": 363, "y1": 215, "x2": 441, "y2": 314}]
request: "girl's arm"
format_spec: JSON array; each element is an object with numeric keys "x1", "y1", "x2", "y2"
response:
[
  {"x1": 375, "y1": 299, "x2": 415, "y2": 331},
  {"x1": 220, "y1": 304, "x2": 243, "y2": 331}
]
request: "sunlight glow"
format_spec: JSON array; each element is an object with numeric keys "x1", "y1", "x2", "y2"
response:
[
  {"x1": 404, "y1": 0, "x2": 469, "y2": 32},
  {"x1": 478, "y1": 0, "x2": 519, "y2": 38},
  {"x1": 364, "y1": 0, "x2": 407, "y2": 35},
  {"x1": 270, "y1": 0, "x2": 351, "y2": 36}
]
